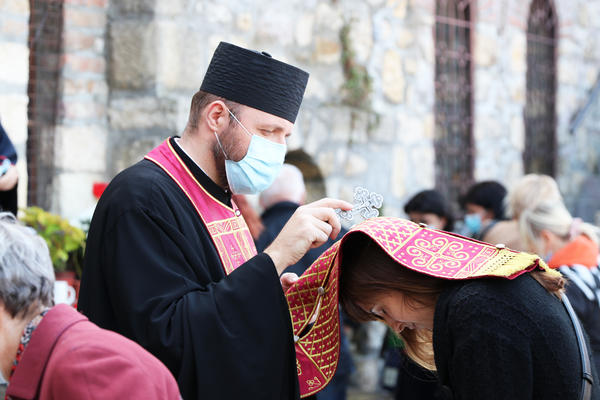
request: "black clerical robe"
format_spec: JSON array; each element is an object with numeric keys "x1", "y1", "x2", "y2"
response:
[{"x1": 78, "y1": 137, "x2": 300, "y2": 400}]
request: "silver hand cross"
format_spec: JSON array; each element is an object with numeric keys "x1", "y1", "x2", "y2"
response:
[{"x1": 336, "y1": 187, "x2": 383, "y2": 222}]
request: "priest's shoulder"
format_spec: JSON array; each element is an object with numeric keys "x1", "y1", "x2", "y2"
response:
[{"x1": 99, "y1": 159, "x2": 177, "y2": 211}]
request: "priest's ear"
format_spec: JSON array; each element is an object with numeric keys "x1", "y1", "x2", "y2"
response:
[{"x1": 204, "y1": 100, "x2": 230, "y2": 133}]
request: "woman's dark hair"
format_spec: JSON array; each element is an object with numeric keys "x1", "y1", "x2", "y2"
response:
[
  {"x1": 404, "y1": 190, "x2": 455, "y2": 231},
  {"x1": 339, "y1": 232, "x2": 565, "y2": 370},
  {"x1": 460, "y1": 181, "x2": 507, "y2": 220}
]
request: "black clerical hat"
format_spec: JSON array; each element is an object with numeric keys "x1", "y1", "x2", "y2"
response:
[{"x1": 200, "y1": 42, "x2": 309, "y2": 123}]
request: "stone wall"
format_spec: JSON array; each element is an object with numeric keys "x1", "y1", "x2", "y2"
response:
[
  {"x1": 100, "y1": 0, "x2": 600, "y2": 221},
  {"x1": 0, "y1": 0, "x2": 29, "y2": 209}
]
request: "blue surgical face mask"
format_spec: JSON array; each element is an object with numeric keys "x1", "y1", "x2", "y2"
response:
[
  {"x1": 214, "y1": 110, "x2": 286, "y2": 195},
  {"x1": 464, "y1": 213, "x2": 482, "y2": 235}
]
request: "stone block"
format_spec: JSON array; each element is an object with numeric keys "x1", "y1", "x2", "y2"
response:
[
  {"x1": 202, "y1": 3, "x2": 233, "y2": 24},
  {"x1": 304, "y1": 76, "x2": 326, "y2": 100},
  {"x1": 0, "y1": 0, "x2": 29, "y2": 15},
  {"x1": 558, "y1": 59, "x2": 580, "y2": 85},
  {"x1": 63, "y1": 6, "x2": 107, "y2": 30},
  {"x1": 61, "y1": 99, "x2": 106, "y2": 122},
  {"x1": 62, "y1": 77, "x2": 108, "y2": 98},
  {"x1": 1, "y1": 16, "x2": 28, "y2": 38},
  {"x1": 509, "y1": 115, "x2": 524, "y2": 151},
  {"x1": 474, "y1": 26, "x2": 497, "y2": 67},
  {"x1": 388, "y1": 0, "x2": 407, "y2": 19},
  {"x1": 236, "y1": 12, "x2": 253, "y2": 32},
  {"x1": 64, "y1": 0, "x2": 108, "y2": 7},
  {"x1": 296, "y1": 13, "x2": 314, "y2": 47},
  {"x1": 391, "y1": 145, "x2": 406, "y2": 198},
  {"x1": 369, "y1": 113, "x2": 396, "y2": 143},
  {"x1": 0, "y1": 42, "x2": 28, "y2": 85},
  {"x1": 397, "y1": 114, "x2": 425, "y2": 145},
  {"x1": 314, "y1": 2, "x2": 343, "y2": 31},
  {"x1": 382, "y1": 50, "x2": 405, "y2": 103},
  {"x1": 55, "y1": 125, "x2": 107, "y2": 173},
  {"x1": 111, "y1": 136, "x2": 164, "y2": 175},
  {"x1": 109, "y1": 96, "x2": 178, "y2": 132},
  {"x1": 347, "y1": 14, "x2": 373, "y2": 64},
  {"x1": 344, "y1": 152, "x2": 368, "y2": 176},
  {"x1": 63, "y1": 31, "x2": 101, "y2": 52},
  {"x1": 55, "y1": 172, "x2": 105, "y2": 221},
  {"x1": 314, "y1": 36, "x2": 341, "y2": 64},
  {"x1": 111, "y1": 0, "x2": 156, "y2": 15},
  {"x1": 396, "y1": 28, "x2": 414, "y2": 48},
  {"x1": 109, "y1": 21, "x2": 156, "y2": 90},
  {"x1": 256, "y1": 5, "x2": 294, "y2": 46},
  {"x1": 156, "y1": 22, "x2": 205, "y2": 91},
  {"x1": 155, "y1": 0, "x2": 184, "y2": 16},
  {"x1": 317, "y1": 150, "x2": 336, "y2": 177},
  {"x1": 367, "y1": 0, "x2": 386, "y2": 6},
  {"x1": 62, "y1": 54, "x2": 106, "y2": 75},
  {"x1": 417, "y1": 26, "x2": 434, "y2": 63},
  {"x1": 510, "y1": 32, "x2": 527, "y2": 74}
]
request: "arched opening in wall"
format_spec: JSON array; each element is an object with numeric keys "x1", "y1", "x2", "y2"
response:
[
  {"x1": 434, "y1": 0, "x2": 475, "y2": 209},
  {"x1": 285, "y1": 150, "x2": 326, "y2": 204},
  {"x1": 27, "y1": 0, "x2": 64, "y2": 209},
  {"x1": 524, "y1": 0, "x2": 557, "y2": 176}
]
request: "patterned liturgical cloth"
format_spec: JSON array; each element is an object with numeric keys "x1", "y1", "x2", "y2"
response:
[{"x1": 285, "y1": 217, "x2": 560, "y2": 397}]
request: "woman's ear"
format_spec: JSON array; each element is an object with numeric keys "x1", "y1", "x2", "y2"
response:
[
  {"x1": 538, "y1": 229, "x2": 555, "y2": 254},
  {"x1": 204, "y1": 101, "x2": 229, "y2": 132}
]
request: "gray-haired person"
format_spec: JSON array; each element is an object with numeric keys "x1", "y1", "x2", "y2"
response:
[{"x1": 0, "y1": 212, "x2": 180, "y2": 399}]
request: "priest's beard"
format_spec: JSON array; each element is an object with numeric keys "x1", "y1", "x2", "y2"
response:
[{"x1": 212, "y1": 126, "x2": 239, "y2": 190}]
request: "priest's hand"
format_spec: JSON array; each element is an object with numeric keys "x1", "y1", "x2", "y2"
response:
[
  {"x1": 264, "y1": 198, "x2": 353, "y2": 275},
  {"x1": 280, "y1": 272, "x2": 299, "y2": 291}
]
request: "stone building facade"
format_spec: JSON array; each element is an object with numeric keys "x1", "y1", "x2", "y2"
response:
[{"x1": 1, "y1": 0, "x2": 599, "y2": 224}]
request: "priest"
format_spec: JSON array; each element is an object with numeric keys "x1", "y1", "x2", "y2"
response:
[{"x1": 78, "y1": 42, "x2": 351, "y2": 400}]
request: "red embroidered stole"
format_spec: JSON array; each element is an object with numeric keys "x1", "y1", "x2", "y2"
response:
[{"x1": 145, "y1": 139, "x2": 257, "y2": 275}]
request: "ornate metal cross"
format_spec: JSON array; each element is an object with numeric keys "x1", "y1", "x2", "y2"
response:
[{"x1": 336, "y1": 187, "x2": 383, "y2": 222}]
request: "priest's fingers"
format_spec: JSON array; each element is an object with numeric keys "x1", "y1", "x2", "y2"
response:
[
  {"x1": 280, "y1": 272, "x2": 299, "y2": 292},
  {"x1": 306, "y1": 198, "x2": 353, "y2": 210},
  {"x1": 308, "y1": 217, "x2": 333, "y2": 248},
  {"x1": 301, "y1": 206, "x2": 342, "y2": 241}
]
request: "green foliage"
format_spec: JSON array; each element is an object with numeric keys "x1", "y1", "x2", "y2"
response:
[
  {"x1": 20, "y1": 207, "x2": 86, "y2": 276},
  {"x1": 340, "y1": 22, "x2": 373, "y2": 109},
  {"x1": 339, "y1": 20, "x2": 381, "y2": 137}
]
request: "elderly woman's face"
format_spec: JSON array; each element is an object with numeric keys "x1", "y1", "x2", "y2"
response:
[{"x1": 360, "y1": 291, "x2": 435, "y2": 334}]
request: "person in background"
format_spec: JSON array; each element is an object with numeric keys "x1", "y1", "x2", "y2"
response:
[
  {"x1": 485, "y1": 174, "x2": 565, "y2": 251},
  {"x1": 0, "y1": 121, "x2": 18, "y2": 216},
  {"x1": 0, "y1": 213, "x2": 180, "y2": 399},
  {"x1": 256, "y1": 164, "x2": 354, "y2": 400},
  {"x1": 256, "y1": 163, "x2": 311, "y2": 274},
  {"x1": 403, "y1": 189, "x2": 454, "y2": 231},
  {"x1": 460, "y1": 181, "x2": 507, "y2": 240},
  {"x1": 511, "y1": 174, "x2": 600, "y2": 374}
]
